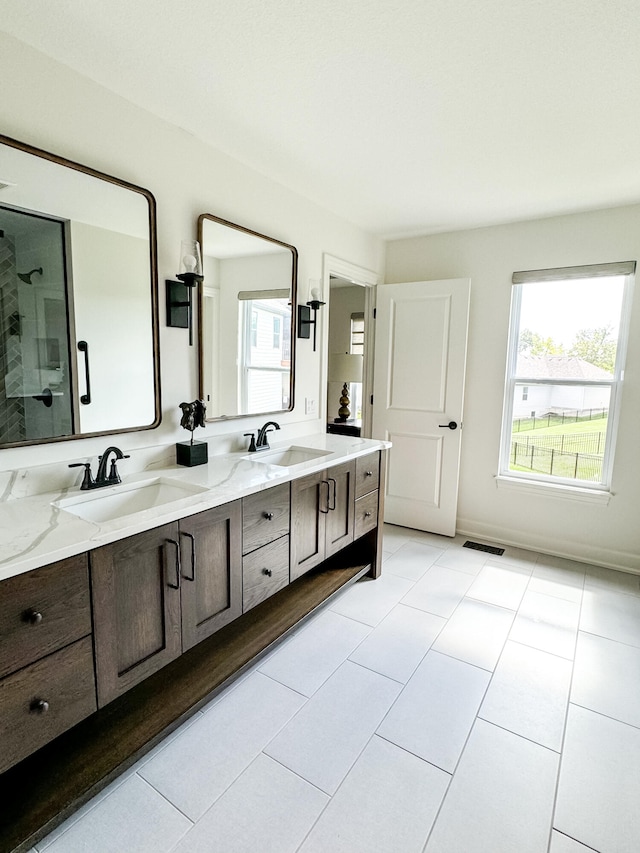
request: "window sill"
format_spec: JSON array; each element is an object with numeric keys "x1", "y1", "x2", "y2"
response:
[{"x1": 494, "y1": 475, "x2": 612, "y2": 505}]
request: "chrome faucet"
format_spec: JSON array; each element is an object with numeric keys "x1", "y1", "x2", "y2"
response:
[
  {"x1": 255, "y1": 421, "x2": 280, "y2": 451},
  {"x1": 69, "y1": 446, "x2": 130, "y2": 490}
]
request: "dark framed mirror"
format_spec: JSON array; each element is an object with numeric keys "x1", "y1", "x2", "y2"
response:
[
  {"x1": 0, "y1": 134, "x2": 160, "y2": 449},
  {"x1": 197, "y1": 214, "x2": 297, "y2": 420}
]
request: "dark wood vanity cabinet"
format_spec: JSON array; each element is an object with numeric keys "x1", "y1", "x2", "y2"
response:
[
  {"x1": 91, "y1": 502, "x2": 242, "y2": 707},
  {"x1": 180, "y1": 502, "x2": 242, "y2": 650},
  {"x1": 91, "y1": 523, "x2": 183, "y2": 707},
  {"x1": 0, "y1": 449, "x2": 387, "y2": 853},
  {"x1": 290, "y1": 459, "x2": 356, "y2": 581},
  {"x1": 0, "y1": 555, "x2": 96, "y2": 775},
  {"x1": 242, "y1": 483, "x2": 291, "y2": 612}
]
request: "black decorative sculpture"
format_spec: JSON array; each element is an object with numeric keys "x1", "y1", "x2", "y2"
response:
[{"x1": 176, "y1": 399, "x2": 208, "y2": 466}]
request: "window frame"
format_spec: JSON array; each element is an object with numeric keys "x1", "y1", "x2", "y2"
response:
[{"x1": 499, "y1": 262, "x2": 635, "y2": 492}]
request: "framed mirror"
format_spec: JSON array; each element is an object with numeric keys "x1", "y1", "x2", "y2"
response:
[
  {"x1": 197, "y1": 214, "x2": 297, "y2": 420},
  {"x1": 0, "y1": 135, "x2": 160, "y2": 449}
]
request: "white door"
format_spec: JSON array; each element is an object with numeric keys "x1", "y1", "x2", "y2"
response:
[{"x1": 372, "y1": 279, "x2": 470, "y2": 536}]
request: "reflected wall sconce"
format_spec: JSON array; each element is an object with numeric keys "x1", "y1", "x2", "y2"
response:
[
  {"x1": 166, "y1": 240, "x2": 204, "y2": 346},
  {"x1": 297, "y1": 284, "x2": 325, "y2": 351}
]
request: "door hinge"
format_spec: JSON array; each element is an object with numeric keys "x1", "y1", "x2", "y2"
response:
[
  {"x1": 370, "y1": 394, "x2": 374, "y2": 405},
  {"x1": 372, "y1": 308, "x2": 376, "y2": 319}
]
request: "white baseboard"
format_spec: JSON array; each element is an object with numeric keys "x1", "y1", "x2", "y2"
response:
[{"x1": 456, "y1": 516, "x2": 640, "y2": 576}]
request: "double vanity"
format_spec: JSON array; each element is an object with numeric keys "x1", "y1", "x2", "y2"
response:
[{"x1": 0, "y1": 433, "x2": 388, "y2": 852}]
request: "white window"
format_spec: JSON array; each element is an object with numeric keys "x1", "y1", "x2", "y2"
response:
[{"x1": 499, "y1": 262, "x2": 634, "y2": 491}]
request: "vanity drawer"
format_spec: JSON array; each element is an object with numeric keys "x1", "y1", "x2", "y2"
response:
[
  {"x1": 243, "y1": 535, "x2": 290, "y2": 612},
  {"x1": 0, "y1": 554, "x2": 92, "y2": 679},
  {"x1": 242, "y1": 483, "x2": 290, "y2": 554},
  {"x1": 355, "y1": 452, "x2": 380, "y2": 498},
  {"x1": 0, "y1": 635, "x2": 97, "y2": 774},
  {"x1": 354, "y1": 491, "x2": 379, "y2": 539}
]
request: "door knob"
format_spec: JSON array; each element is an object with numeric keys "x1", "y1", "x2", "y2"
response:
[{"x1": 438, "y1": 421, "x2": 458, "y2": 430}]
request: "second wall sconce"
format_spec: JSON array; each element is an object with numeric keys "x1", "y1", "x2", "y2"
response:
[
  {"x1": 297, "y1": 284, "x2": 325, "y2": 351},
  {"x1": 166, "y1": 240, "x2": 204, "y2": 346}
]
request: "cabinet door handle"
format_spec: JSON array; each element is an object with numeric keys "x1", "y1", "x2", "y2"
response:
[
  {"x1": 262, "y1": 568, "x2": 273, "y2": 577},
  {"x1": 77, "y1": 340, "x2": 91, "y2": 405},
  {"x1": 181, "y1": 531, "x2": 196, "y2": 581},
  {"x1": 30, "y1": 699, "x2": 50, "y2": 714},
  {"x1": 23, "y1": 609, "x2": 43, "y2": 625},
  {"x1": 165, "y1": 538, "x2": 181, "y2": 589},
  {"x1": 319, "y1": 480, "x2": 330, "y2": 513},
  {"x1": 263, "y1": 512, "x2": 274, "y2": 520},
  {"x1": 327, "y1": 477, "x2": 337, "y2": 511}
]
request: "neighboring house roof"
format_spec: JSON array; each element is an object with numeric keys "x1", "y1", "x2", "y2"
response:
[{"x1": 516, "y1": 355, "x2": 613, "y2": 380}]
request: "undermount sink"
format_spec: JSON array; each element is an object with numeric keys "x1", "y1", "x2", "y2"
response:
[
  {"x1": 53, "y1": 477, "x2": 209, "y2": 524},
  {"x1": 245, "y1": 445, "x2": 334, "y2": 467}
]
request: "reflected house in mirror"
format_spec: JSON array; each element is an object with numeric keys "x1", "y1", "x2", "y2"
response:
[
  {"x1": 0, "y1": 134, "x2": 160, "y2": 449},
  {"x1": 197, "y1": 214, "x2": 297, "y2": 421}
]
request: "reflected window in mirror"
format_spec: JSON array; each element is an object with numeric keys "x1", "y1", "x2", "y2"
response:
[{"x1": 198, "y1": 214, "x2": 297, "y2": 420}]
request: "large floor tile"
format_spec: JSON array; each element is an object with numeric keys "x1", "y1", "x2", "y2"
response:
[
  {"x1": 329, "y1": 573, "x2": 414, "y2": 627},
  {"x1": 35, "y1": 774, "x2": 190, "y2": 853},
  {"x1": 498, "y1": 544, "x2": 540, "y2": 569},
  {"x1": 433, "y1": 546, "x2": 489, "y2": 576},
  {"x1": 466, "y1": 561, "x2": 530, "y2": 610},
  {"x1": 401, "y1": 564, "x2": 475, "y2": 618},
  {"x1": 138, "y1": 672, "x2": 305, "y2": 820},
  {"x1": 258, "y1": 609, "x2": 370, "y2": 696},
  {"x1": 170, "y1": 755, "x2": 328, "y2": 853},
  {"x1": 425, "y1": 719, "x2": 559, "y2": 853},
  {"x1": 299, "y1": 736, "x2": 449, "y2": 853},
  {"x1": 571, "y1": 632, "x2": 640, "y2": 728},
  {"x1": 580, "y1": 589, "x2": 640, "y2": 648},
  {"x1": 381, "y1": 523, "x2": 413, "y2": 553},
  {"x1": 377, "y1": 650, "x2": 490, "y2": 772},
  {"x1": 530, "y1": 558, "x2": 585, "y2": 603},
  {"x1": 527, "y1": 576, "x2": 583, "y2": 604},
  {"x1": 554, "y1": 705, "x2": 640, "y2": 853},
  {"x1": 510, "y1": 589, "x2": 580, "y2": 659},
  {"x1": 349, "y1": 603, "x2": 446, "y2": 683},
  {"x1": 264, "y1": 660, "x2": 401, "y2": 794},
  {"x1": 584, "y1": 564, "x2": 640, "y2": 596},
  {"x1": 432, "y1": 598, "x2": 515, "y2": 670},
  {"x1": 383, "y1": 540, "x2": 444, "y2": 581},
  {"x1": 549, "y1": 830, "x2": 600, "y2": 852},
  {"x1": 479, "y1": 641, "x2": 572, "y2": 751}
]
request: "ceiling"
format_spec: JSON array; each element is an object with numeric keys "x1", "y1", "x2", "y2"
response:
[{"x1": 2, "y1": 0, "x2": 640, "y2": 239}]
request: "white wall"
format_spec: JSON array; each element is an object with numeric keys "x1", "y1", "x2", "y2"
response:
[
  {"x1": 386, "y1": 207, "x2": 640, "y2": 571},
  {"x1": 0, "y1": 31, "x2": 384, "y2": 472}
]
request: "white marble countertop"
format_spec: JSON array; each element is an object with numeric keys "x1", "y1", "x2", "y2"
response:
[{"x1": 0, "y1": 433, "x2": 390, "y2": 582}]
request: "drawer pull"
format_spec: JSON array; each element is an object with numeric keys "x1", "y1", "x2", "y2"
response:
[
  {"x1": 262, "y1": 568, "x2": 273, "y2": 577},
  {"x1": 24, "y1": 609, "x2": 43, "y2": 625},
  {"x1": 364, "y1": 511, "x2": 372, "y2": 518},
  {"x1": 365, "y1": 470, "x2": 373, "y2": 477},
  {"x1": 30, "y1": 699, "x2": 50, "y2": 714},
  {"x1": 263, "y1": 512, "x2": 274, "y2": 520}
]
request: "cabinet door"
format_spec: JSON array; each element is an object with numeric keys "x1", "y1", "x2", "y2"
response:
[
  {"x1": 325, "y1": 460, "x2": 355, "y2": 558},
  {"x1": 180, "y1": 502, "x2": 242, "y2": 651},
  {"x1": 91, "y1": 522, "x2": 182, "y2": 707},
  {"x1": 290, "y1": 470, "x2": 328, "y2": 581}
]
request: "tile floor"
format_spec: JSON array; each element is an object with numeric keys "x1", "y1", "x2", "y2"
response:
[{"x1": 30, "y1": 524, "x2": 640, "y2": 853}]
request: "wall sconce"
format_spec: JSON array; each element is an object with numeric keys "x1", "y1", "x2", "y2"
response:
[
  {"x1": 329, "y1": 352, "x2": 363, "y2": 421},
  {"x1": 298, "y1": 285, "x2": 325, "y2": 351},
  {"x1": 166, "y1": 240, "x2": 204, "y2": 346}
]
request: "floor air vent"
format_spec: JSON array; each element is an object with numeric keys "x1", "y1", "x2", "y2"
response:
[{"x1": 463, "y1": 540, "x2": 505, "y2": 556}]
